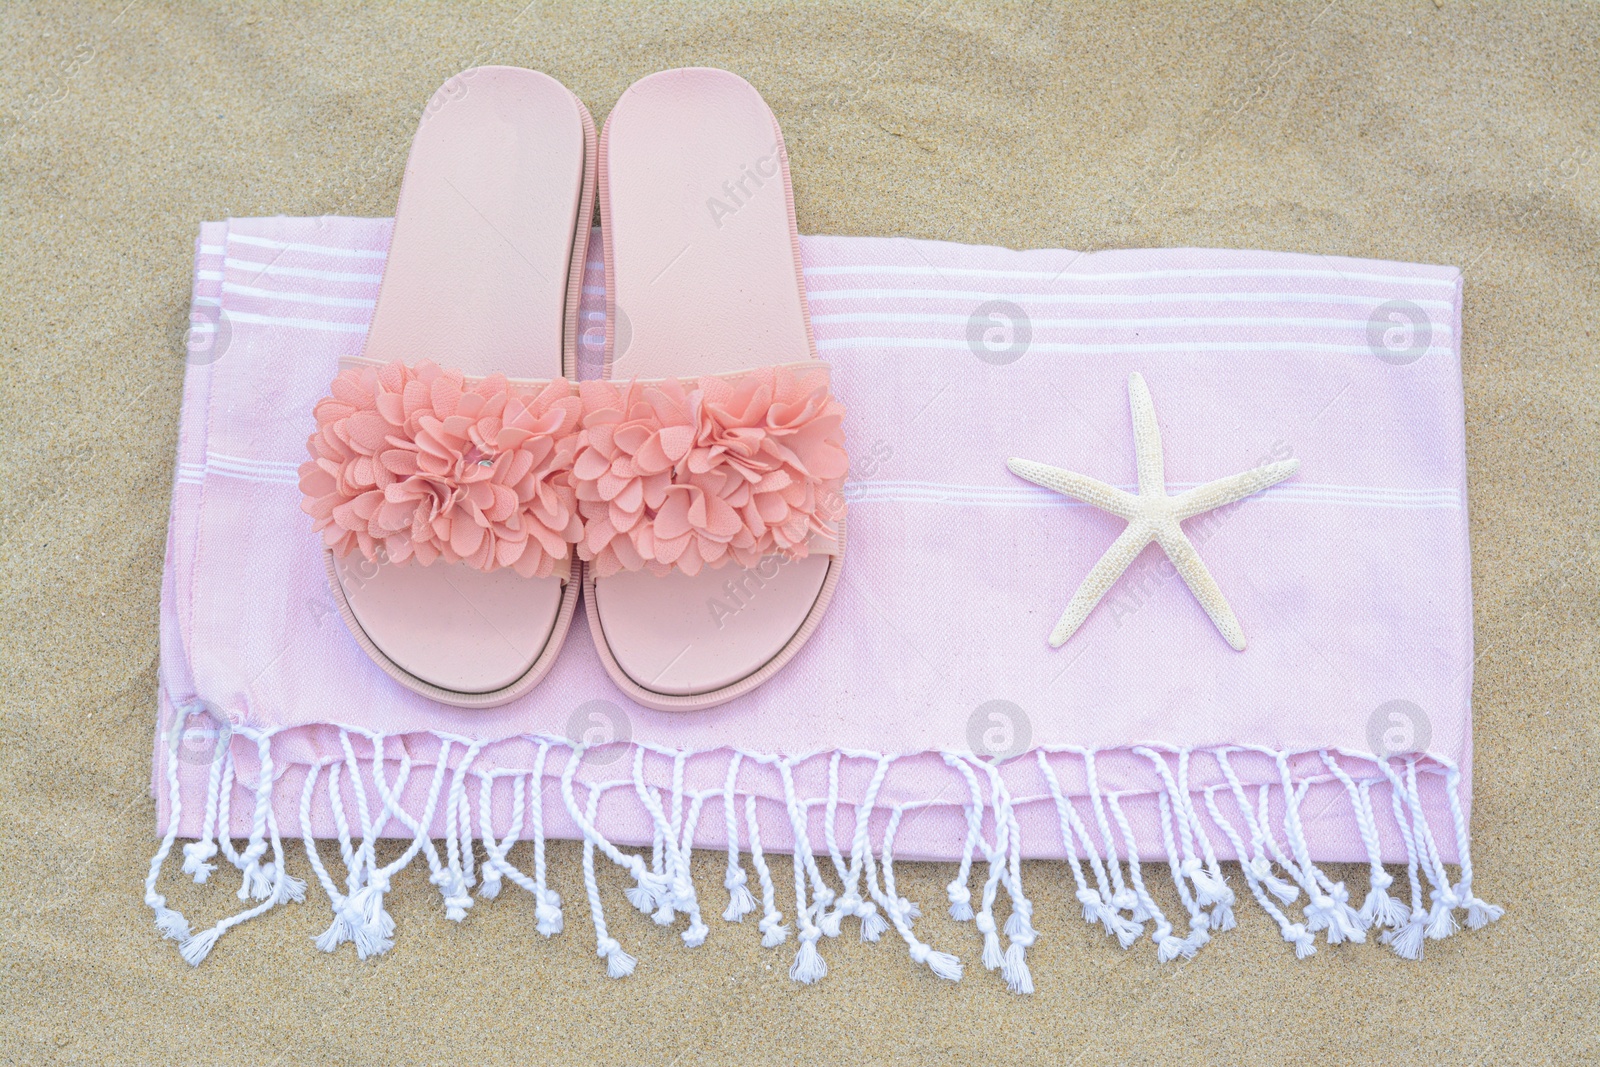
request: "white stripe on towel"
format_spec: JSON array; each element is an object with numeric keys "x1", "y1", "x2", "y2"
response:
[
  {"x1": 228, "y1": 234, "x2": 389, "y2": 260},
  {"x1": 842, "y1": 480, "x2": 1461, "y2": 511},
  {"x1": 811, "y1": 312, "x2": 1453, "y2": 335},
  {"x1": 221, "y1": 310, "x2": 370, "y2": 335},
  {"x1": 223, "y1": 258, "x2": 385, "y2": 284},
  {"x1": 805, "y1": 289, "x2": 1455, "y2": 310},
  {"x1": 801, "y1": 264, "x2": 1458, "y2": 288},
  {"x1": 815, "y1": 338, "x2": 1439, "y2": 356},
  {"x1": 221, "y1": 282, "x2": 377, "y2": 310}
]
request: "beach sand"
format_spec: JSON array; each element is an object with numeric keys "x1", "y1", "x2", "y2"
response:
[{"x1": 1, "y1": 2, "x2": 1596, "y2": 1063}]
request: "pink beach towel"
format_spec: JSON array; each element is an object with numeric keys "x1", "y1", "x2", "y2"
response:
[{"x1": 148, "y1": 215, "x2": 1497, "y2": 979}]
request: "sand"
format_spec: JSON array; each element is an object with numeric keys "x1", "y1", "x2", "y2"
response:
[{"x1": 2, "y1": 2, "x2": 1596, "y2": 1063}]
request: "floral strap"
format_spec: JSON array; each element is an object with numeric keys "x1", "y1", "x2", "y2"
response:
[
  {"x1": 299, "y1": 358, "x2": 848, "y2": 580},
  {"x1": 298, "y1": 359, "x2": 583, "y2": 579},
  {"x1": 574, "y1": 362, "x2": 848, "y2": 578}
]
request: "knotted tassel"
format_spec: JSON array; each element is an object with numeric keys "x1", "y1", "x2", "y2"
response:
[
  {"x1": 908, "y1": 939, "x2": 964, "y2": 982},
  {"x1": 1285, "y1": 922, "x2": 1317, "y2": 960},
  {"x1": 682, "y1": 917, "x2": 710, "y2": 948},
  {"x1": 789, "y1": 928, "x2": 827, "y2": 984},
  {"x1": 947, "y1": 881, "x2": 974, "y2": 922},
  {"x1": 1182, "y1": 857, "x2": 1231, "y2": 908},
  {"x1": 1076, "y1": 886, "x2": 1104, "y2": 924},
  {"x1": 1426, "y1": 887, "x2": 1461, "y2": 941},
  {"x1": 1249, "y1": 856, "x2": 1300, "y2": 904},
  {"x1": 1153, "y1": 918, "x2": 1191, "y2": 963},
  {"x1": 181, "y1": 841, "x2": 219, "y2": 885},
  {"x1": 1002, "y1": 943, "x2": 1034, "y2": 995},
  {"x1": 1004, "y1": 898, "x2": 1036, "y2": 941},
  {"x1": 723, "y1": 864, "x2": 755, "y2": 922},
  {"x1": 178, "y1": 926, "x2": 222, "y2": 966},
  {"x1": 1360, "y1": 870, "x2": 1408, "y2": 930},
  {"x1": 597, "y1": 936, "x2": 636, "y2": 979},
  {"x1": 1183, "y1": 914, "x2": 1214, "y2": 956},
  {"x1": 314, "y1": 902, "x2": 366, "y2": 954},
  {"x1": 1382, "y1": 910, "x2": 1428, "y2": 961},
  {"x1": 977, "y1": 912, "x2": 1003, "y2": 972},
  {"x1": 338, "y1": 868, "x2": 396, "y2": 960},
  {"x1": 534, "y1": 889, "x2": 564, "y2": 938},
  {"x1": 1107, "y1": 908, "x2": 1144, "y2": 949},
  {"x1": 857, "y1": 900, "x2": 888, "y2": 943},
  {"x1": 148, "y1": 894, "x2": 191, "y2": 943},
  {"x1": 1464, "y1": 894, "x2": 1504, "y2": 931},
  {"x1": 625, "y1": 882, "x2": 657, "y2": 913},
  {"x1": 759, "y1": 912, "x2": 789, "y2": 948}
]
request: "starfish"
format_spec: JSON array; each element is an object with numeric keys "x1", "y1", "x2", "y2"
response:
[{"x1": 1007, "y1": 372, "x2": 1299, "y2": 651}]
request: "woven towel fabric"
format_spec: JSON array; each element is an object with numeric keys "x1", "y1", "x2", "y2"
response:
[{"x1": 149, "y1": 215, "x2": 1491, "y2": 970}]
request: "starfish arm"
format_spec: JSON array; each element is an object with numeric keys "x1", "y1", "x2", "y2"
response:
[
  {"x1": 1127, "y1": 372, "x2": 1167, "y2": 497},
  {"x1": 1007, "y1": 458, "x2": 1142, "y2": 520},
  {"x1": 1152, "y1": 523, "x2": 1247, "y2": 650},
  {"x1": 1171, "y1": 458, "x2": 1301, "y2": 522},
  {"x1": 1047, "y1": 521, "x2": 1153, "y2": 647}
]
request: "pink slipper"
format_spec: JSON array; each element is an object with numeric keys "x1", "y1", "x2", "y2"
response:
[
  {"x1": 299, "y1": 67, "x2": 595, "y2": 707},
  {"x1": 582, "y1": 67, "x2": 848, "y2": 711}
]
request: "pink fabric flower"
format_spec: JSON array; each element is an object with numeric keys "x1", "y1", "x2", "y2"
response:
[
  {"x1": 298, "y1": 360, "x2": 584, "y2": 578},
  {"x1": 574, "y1": 365, "x2": 848, "y2": 577}
]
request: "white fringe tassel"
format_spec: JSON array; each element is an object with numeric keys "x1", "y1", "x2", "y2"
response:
[
  {"x1": 745, "y1": 794, "x2": 789, "y2": 948},
  {"x1": 1322, "y1": 752, "x2": 1406, "y2": 931},
  {"x1": 775, "y1": 759, "x2": 830, "y2": 984},
  {"x1": 146, "y1": 732, "x2": 1498, "y2": 974},
  {"x1": 720, "y1": 753, "x2": 756, "y2": 923},
  {"x1": 176, "y1": 730, "x2": 305, "y2": 965},
  {"x1": 868, "y1": 805, "x2": 963, "y2": 981},
  {"x1": 580, "y1": 783, "x2": 635, "y2": 979}
]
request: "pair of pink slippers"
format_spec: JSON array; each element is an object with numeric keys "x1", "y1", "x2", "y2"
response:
[{"x1": 298, "y1": 67, "x2": 847, "y2": 711}]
